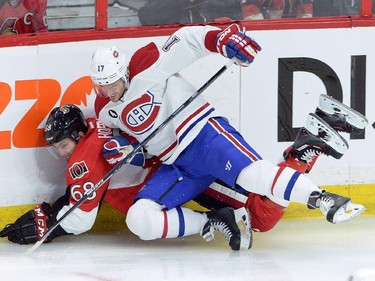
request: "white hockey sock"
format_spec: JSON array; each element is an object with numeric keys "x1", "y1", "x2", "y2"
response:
[
  {"x1": 161, "y1": 207, "x2": 208, "y2": 238},
  {"x1": 270, "y1": 166, "x2": 322, "y2": 204},
  {"x1": 236, "y1": 160, "x2": 321, "y2": 206},
  {"x1": 126, "y1": 199, "x2": 208, "y2": 240}
]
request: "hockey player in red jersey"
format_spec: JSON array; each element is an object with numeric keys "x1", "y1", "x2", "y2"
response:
[
  {"x1": 89, "y1": 22, "x2": 367, "y2": 248},
  {"x1": 0, "y1": 105, "x2": 154, "y2": 243},
  {"x1": 0, "y1": 0, "x2": 47, "y2": 35},
  {"x1": 0, "y1": 104, "x2": 252, "y2": 250}
]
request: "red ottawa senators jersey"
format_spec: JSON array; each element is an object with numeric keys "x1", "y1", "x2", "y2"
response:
[
  {"x1": 59, "y1": 118, "x2": 155, "y2": 235},
  {"x1": 0, "y1": 0, "x2": 47, "y2": 35}
]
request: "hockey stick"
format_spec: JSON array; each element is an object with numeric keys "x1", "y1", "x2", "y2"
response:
[{"x1": 27, "y1": 58, "x2": 235, "y2": 253}]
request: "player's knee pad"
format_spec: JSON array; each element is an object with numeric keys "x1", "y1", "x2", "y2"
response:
[{"x1": 126, "y1": 199, "x2": 165, "y2": 240}]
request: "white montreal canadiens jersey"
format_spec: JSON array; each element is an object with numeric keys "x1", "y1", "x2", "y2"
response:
[{"x1": 99, "y1": 26, "x2": 221, "y2": 164}]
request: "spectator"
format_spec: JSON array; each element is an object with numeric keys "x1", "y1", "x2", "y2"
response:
[
  {"x1": 241, "y1": 0, "x2": 313, "y2": 20},
  {"x1": 138, "y1": 0, "x2": 243, "y2": 26},
  {"x1": 0, "y1": 0, "x2": 47, "y2": 35},
  {"x1": 138, "y1": 0, "x2": 315, "y2": 25},
  {"x1": 313, "y1": 0, "x2": 360, "y2": 17}
]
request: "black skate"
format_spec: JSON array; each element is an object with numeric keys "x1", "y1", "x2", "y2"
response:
[
  {"x1": 201, "y1": 207, "x2": 252, "y2": 251},
  {"x1": 286, "y1": 113, "x2": 349, "y2": 163},
  {"x1": 315, "y1": 94, "x2": 368, "y2": 134},
  {"x1": 308, "y1": 191, "x2": 365, "y2": 223}
]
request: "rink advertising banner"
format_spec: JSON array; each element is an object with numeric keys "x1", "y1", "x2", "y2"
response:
[{"x1": 1, "y1": 27, "x2": 375, "y2": 207}]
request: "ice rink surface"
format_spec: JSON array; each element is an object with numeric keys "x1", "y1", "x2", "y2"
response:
[{"x1": 1, "y1": 216, "x2": 375, "y2": 281}]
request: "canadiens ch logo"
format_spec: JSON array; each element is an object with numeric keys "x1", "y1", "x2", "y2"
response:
[
  {"x1": 121, "y1": 92, "x2": 161, "y2": 135},
  {"x1": 69, "y1": 161, "x2": 89, "y2": 180}
]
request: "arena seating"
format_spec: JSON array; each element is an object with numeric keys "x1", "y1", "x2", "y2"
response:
[{"x1": 46, "y1": 0, "x2": 144, "y2": 31}]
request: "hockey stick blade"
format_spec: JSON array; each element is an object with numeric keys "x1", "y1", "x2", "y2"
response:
[{"x1": 26, "y1": 58, "x2": 236, "y2": 253}]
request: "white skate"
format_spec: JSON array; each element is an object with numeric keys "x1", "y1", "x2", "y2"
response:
[
  {"x1": 304, "y1": 113, "x2": 349, "y2": 158},
  {"x1": 309, "y1": 191, "x2": 365, "y2": 223},
  {"x1": 316, "y1": 94, "x2": 368, "y2": 134}
]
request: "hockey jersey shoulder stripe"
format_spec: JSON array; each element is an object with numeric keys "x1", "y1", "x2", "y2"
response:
[{"x1": 129, "y1": 42, "x2": 160, "y2": 79}]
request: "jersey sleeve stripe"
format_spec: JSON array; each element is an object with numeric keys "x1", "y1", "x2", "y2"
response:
[{"x1": 208, "y1": 118, "x2": 261, "y2": 162}]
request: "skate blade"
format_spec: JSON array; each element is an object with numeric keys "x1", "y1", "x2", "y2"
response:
[
  {"x1": 306, "y1": 113, "x2": 349, "y2": 156},
  {"x1": 319, "y1": 94, "x2": 368, "y2": 129},
  {"x1": 234, "y1": 207, "x2": 253, "y2": 249},
  {"x1": 332, "y1": 202, "x2": 366, "y2": 223}
]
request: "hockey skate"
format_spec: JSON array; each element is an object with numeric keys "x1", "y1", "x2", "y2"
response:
[
  {"x1": 286, "y1": 113, "x2": 349, "y2": 163},
  {"x1": 308, "y1": 191, "x2": 365, "y2": 223},
  {"x1": 315, "y1": 94, "x2": 368, "y2": 134},
  {"x1": 201, "y1": 207, "x2": 252, "y2": 251}
]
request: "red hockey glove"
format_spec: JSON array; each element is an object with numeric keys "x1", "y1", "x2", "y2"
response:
[
  {"x1": 216, "y1": 23, "x2": 261, "y2": 67},
  {"x1": 103, "y1": 135, "x2": 145, "y2": 166},
  {"x1": 0, "y1": 203, "x2": 52, "y2": 245}
]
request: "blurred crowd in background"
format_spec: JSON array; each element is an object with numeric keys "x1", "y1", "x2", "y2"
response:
[{"x1": 0, "y1": 0, "x2": 372, "y2": 35}]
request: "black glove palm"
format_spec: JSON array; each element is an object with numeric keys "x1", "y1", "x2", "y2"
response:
[{"x1": 0, "y1": 203, "x2": 52, "y2": 245}]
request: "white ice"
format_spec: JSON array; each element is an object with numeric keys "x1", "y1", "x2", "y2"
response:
[{"x1": 1, "y1": 216, "x2": 375, "y2": 281}]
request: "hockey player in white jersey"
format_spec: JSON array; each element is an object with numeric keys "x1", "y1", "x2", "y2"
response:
[
  {"x1": 89, "y1": 23, "x2": 366, "y2": 249},
  {"x1": 0, "y1": 96, "x2": 366, "y2": 249}
]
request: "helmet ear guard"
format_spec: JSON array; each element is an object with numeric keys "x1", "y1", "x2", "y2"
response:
[{"x1": 44, "y1": 104, "x2": 88, "y2": 145}]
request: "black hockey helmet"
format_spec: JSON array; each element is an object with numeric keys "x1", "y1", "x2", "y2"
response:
[{"x1": 44, "y1": 104, "x2": 88, "y2": 145}]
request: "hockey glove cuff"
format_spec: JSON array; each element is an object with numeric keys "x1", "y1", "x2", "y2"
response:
[
  {"x1": 216, "y1": 23, "x2": 261, "y2": 67},
  {"x1": 0, "y1": 202, "x2": 53, "y2": 245}
]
